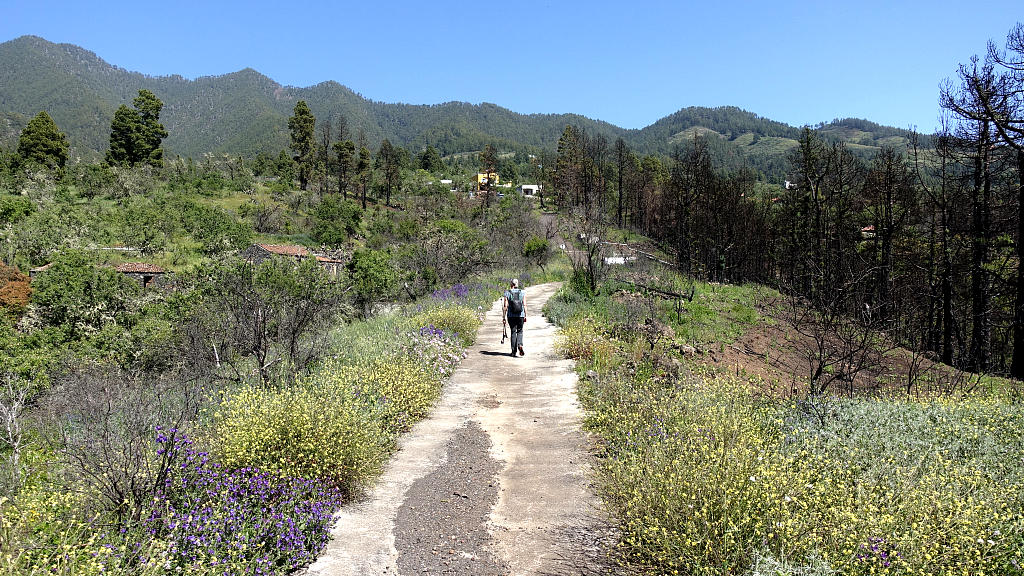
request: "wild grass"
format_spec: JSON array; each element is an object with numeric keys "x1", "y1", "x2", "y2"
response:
[
  {"x1": 545, "y1": 272, "x2": 764, "y2": 346},
  {"x1": 551, "y1": 279, "x2": 1024, "y2": 576}
]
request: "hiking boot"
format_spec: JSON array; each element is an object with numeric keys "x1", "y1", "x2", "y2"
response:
[
  {"x1": 519, "y1": 346, "x2": 525, "y2": 356},
  {"x1": 510, "y1": 351, "x2": 517, "y2": 357}
]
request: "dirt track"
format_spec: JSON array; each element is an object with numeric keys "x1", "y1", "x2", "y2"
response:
[{"x1": 306, "y1": 282, "x2": 617, "y2": 576}]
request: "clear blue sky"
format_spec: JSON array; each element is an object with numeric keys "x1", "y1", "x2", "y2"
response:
[{"x1": 3, "y1": 1, "x2": 1020, "y2": 133}]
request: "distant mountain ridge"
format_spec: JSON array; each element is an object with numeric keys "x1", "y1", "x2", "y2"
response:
[{"x1": 0, "y1": 35, "x2": 921, "y2": 179}]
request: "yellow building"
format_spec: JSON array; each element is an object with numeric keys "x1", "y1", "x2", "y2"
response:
[{"x1": 475, "y1": 172, "x2": 499, "y2": 191}]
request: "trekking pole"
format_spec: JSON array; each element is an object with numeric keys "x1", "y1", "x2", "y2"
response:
[{"x1": 501, "y1": 318, "x2": 507, "y2": 344}]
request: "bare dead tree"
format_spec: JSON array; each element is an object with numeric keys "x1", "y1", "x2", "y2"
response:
[
  {"x1": 785, "y1": 264, "x2": 891, "y2": 396},
  {"x1": 250, "y1": 201, "x2": 283, "y2": 233},
  {"x1": 45, "y1": 366, "x2": 204, "y2": 522},
  {"x1": 561, "y1": 203, "x2": 610, "y2": 296},
  {"x1": 182, "y1": 257, "x2": 346, "y2": 386},
  {"x1": 941, "y1": 58, "x2": 1003, "y2": 373},
  {"x1": 318, "y1": 118, "x2": 333, "y2": 197},
  {"x1": 0, "y1": 374, "x2": 29, "y2": 493},
  {"x1": 981, "y1": 23, "x2": 1024, "y2": 379},
  {"x1": 910, "y1": 125, "x2": 964, "y2": 366},
  {"x1": 863, "y1": 145, "x2": 918, "y2": 330}
]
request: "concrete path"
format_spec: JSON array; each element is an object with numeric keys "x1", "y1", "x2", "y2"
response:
[{"x1": 306, "y1": 282, "x2": 616, "y2": 576}]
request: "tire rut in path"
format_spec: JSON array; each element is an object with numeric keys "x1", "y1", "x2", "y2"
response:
[{"x1": 394, "y1": 421, "x2": 507, "y2": 575}]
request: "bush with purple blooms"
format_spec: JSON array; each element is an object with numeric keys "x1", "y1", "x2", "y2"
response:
[
  {"x1": 1, "y1": 429, "x2": 345, "y2": 576},
  {"x1": 430, "y1": 283, "x2": 470, "y2": 301},
  {"x1": 143, "y1": 431, "x2": 343, "y2": 574},
  {"x1": 404, "y1": 325, "x2": 467, "y2": 382},
  {"x1": 428, "y1": 278, "x2": 511, "y2": 313}
]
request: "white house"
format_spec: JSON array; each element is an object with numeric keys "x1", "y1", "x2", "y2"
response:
[{"x1": 518, "y1": 184, "x2": 542, "y2": 197}]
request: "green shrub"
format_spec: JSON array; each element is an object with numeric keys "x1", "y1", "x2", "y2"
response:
[
  {"x1": 522, "y1": 235, "x2": 550, "y2": 270},
  {"x1": 410, "y1": 305, "x2": 481, "y2": 346},
  {"x1": 176, "y1": 200, "x2": 253, "y2": 255},
  {"x1": 312, "y1": 357, "x2": 442, "y2": 433},
  {"x1": 211, "y1": 381, "x2": 388, "y2": 495},
  {"x1": 554, "y1": 315, "x2": 617, "y2": 370},
  {"x1": 349, "y1": 248, "x2": 398, "y2": 314},
  {"x1": 543, "y1": 283, "x2": 593, "y2": 327},
  {"x1": 568, "y1": 269, "x2": 595, "y2": 298},
  {"x1": 0, "y1": 195, "x2": 34, "y2": 226},
  {"x1": 312, "y1": 196, "x2": 362, "y2": 247},
  {"x1": 31, "y1": 250, "x2": 140, "y2": 342}
]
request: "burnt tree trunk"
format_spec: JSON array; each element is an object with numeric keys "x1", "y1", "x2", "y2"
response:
[{"x1": 1012, "y1": 150, "x2": 1024, "y2": 379}]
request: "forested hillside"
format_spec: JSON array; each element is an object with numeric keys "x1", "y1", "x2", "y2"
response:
[
  {"x1": 0, "y1": 35, "x2": 917, "y2": 179},
  {"x1": 0, "y1": 36, "x2": 621, "y2": 160}
]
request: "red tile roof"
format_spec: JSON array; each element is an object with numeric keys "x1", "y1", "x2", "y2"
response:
[
  {"x1": 115, "y1": 262, "x2": 166, "y2": 274},
  {"x1": 258, "y1": 244, "x2": 311, "y2": 257}
]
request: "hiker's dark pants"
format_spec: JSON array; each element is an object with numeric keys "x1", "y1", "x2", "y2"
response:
[{"x1": 508, "y1": 316, "x2": 524, "y2": 354}]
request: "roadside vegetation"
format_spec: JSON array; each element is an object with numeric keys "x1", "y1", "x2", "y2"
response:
[{"x1": 548, "y1": 261, "x2": 1024, "y2": 575}]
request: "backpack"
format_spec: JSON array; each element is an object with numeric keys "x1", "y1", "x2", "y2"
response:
[{"x1": 507, "y1": 289, "x2": 523, "y2": 316}]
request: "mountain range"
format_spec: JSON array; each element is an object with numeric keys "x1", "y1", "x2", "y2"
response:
[{"x1": 0, "y1": 35, "x2": 922, "y2": 179}]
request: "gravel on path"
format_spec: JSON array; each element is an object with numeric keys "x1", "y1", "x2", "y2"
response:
[{"x1": 394, "y1": 421, "x2": 507, "y2": 575}]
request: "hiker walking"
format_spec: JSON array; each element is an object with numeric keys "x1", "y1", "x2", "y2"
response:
[{"x1": 502, "y1": 278, "x2": 527, "y2": 357}]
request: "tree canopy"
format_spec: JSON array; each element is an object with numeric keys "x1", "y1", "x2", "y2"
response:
[
  {"x1": 288, "y1": 100, "x2": 316, "y2": 191},
  {"x1": 17, "y1": 110, "x2": 69, "y2": 170},
  {"x1": 105, "y1": 89, "x2": 168, "y2": 167},
  {"x1": 418, "y1": 145, "x2": 444, "y2": 173}
]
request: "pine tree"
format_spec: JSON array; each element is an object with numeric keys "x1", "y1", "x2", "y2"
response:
[
  {"x1": 16, "y1": 111, "x2": 69, "y2": 170},
  {"x1": 106, "y1": 105, "x2": 142, "y2": 167},
  {"x1": 375, "y1": 139, "x2": 402, "y2": 206},
  {"x1": 418, "y1": 145, "x2": 444, "y2": 173},
  {"x1": 555, "y1": 126, "x2": 584, "y2": 207},
  {"x1": 333, "y1": 140, "x2": 356, "y2": 199},
  {"x1": 613, "y1": 138, "x2": 631, "y2": 228},
  {"x1": 105, "y1": 90, "x2": 167, "y2": 168},
  {"x1": 288, "y1": 101, "x2": 316, "y2": 191},
  {"x1": 133, "y1": 89, "x2": 168, "y2": 167},
  {"x1": 478, "y1": 144, "x2": 498, "y2": 207},
  {"x1": 357, "y1": 145, "x2": 372, "y2": 210}
]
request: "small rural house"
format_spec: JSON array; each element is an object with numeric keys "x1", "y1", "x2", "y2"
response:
[
  {"x1": 474, "y1": 172, "x2": 499, "y2": 191},
  {"x1": 30, "y1": 261, "x2": 167, "y2": 288},
  {"x1": 115, "y1": 262, "x2": 167, "y2": 288},
  {"x1": 242, "y1": 243, "x2": 346, "y2": 277},
  {"x1": 518, "y1": 184, "x2": 542, "y2": 197}
]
